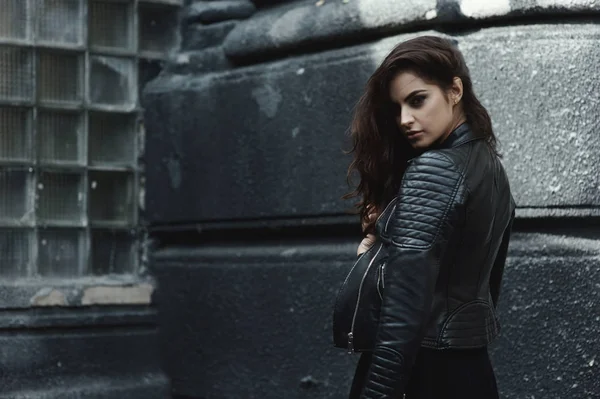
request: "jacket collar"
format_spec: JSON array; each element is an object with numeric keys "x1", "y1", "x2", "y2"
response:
[{"x1": 436, "y1": 123, "x2": 480, "y2": 149}]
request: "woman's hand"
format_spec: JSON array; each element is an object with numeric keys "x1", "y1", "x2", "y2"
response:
[
  {"x1": 361, "y1": 207, "x2": 378, "y2": 233},
  {"x1": 357, "y1": 206, "x2": 379, "y2": 256},
  {"x1": 357, "y1": 233, "x2": 376, "y2": 256},
  {"x1": 361, "y1": 206, "x2": 379, "y2": 233}
]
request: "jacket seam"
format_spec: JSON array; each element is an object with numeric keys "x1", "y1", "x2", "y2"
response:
[
  {"x1": 443, "y1": 146, "x2": 472, "y2": 343},
  {"x1": 476, "y1": 151, "x2": 504, "y2": 295},
  {"x1": 436, "y1": 150, "x2": 469, "y2": 183},
  {"x1": 442, "y1": 145, "x2": 473, "y2": 331},
  {"x1": 439, "y1": 299, "x2": 492, "y2": 339},
  {"x1": 460, "y1": 141, "x2": 474, "y2": 197},
  {"x1": 374, "y1": 345, "x2": 404, "y2": 362},
  {"x1": 423, "y1": 340, "x2": 495, "y2": 350}
]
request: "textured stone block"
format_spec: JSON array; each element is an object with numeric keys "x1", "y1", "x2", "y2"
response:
[
  {"x1": 168, "y1": 47, "x2": 233, "y2": 73},
  {"x1": 185, "y1": 0, "x2": 256, "y2": 24},
  {"x1": 491, "y1": 231, "x2": 600, "y2": 398},
  {"x1": 459, "y1": 0, "x2": 600, "y2": 18},
  {"x1": 143, "y1": 48, "x2": 365, "y2": 223},
  {"x1": 249, "y1": 0, "x2": 298, "y2": 7},
  {"x1": 151, "y1": 231, "x2": 600, "y2": 398},
  {"x1": 153, "y1": 242, "x2": 359, "y2": 398},
  {"x1": 181, "y1": 20, "x2": 237, "y2": 50},
  {"x1": 144, "y1": 24, "x2": 600, "y2": 224},
  {"x1": 223, "y1": 0, "x2": 437, "y2": 61},
  {"x1": 223, "y1": 0, "x2": 600, "y2": 62},
  {"x1": 457, "y1": 26, "x2": 600, "y2": 210},
  {"x1": 0, "y1": 377, "x2": 169, "y2": 399},
  {"x1": 0, "y1": 308, "x2": 167, "y2": 398}
]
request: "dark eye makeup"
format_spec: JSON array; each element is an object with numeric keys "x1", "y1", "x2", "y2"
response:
[
  {"x1": 388, "y1": 92, "x2": 426, "y2": 114},
  {"x1": 409, "y1": 95, "x2": 426, "y2": 107}
]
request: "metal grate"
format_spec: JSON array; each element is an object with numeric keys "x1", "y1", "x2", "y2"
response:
[
  {"x1": 90, "y1": 0, "x2": 134, "y2": 51},
  {"x1": 37, "y1": 51, "x2": 82, "y2": 104},
  {"x1": 35, "y1": 0, "x2": 84, "y2": 46},
  {"x1": 0, "y1": 0, "x2": 30, "y2": 41},
  {"x1": 0, "y1": 107, "x2": 32, "y2": 162},
  {"x1": 89, "y1": 112, "x2": 136, "y2": 166},
  {"x1": 37, "y1": 110, "x2": 83, "y2": 164},
  {"x1": 0, "y1": 46, "x2": 34, "y2": 102},
  {"x1": 37, "y1": 171, "x2": 85, "y2": 225}
]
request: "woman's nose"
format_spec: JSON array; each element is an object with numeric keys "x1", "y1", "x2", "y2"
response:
[{"x1": 400, "y1": 107, "x2": 415, "y2": 128}]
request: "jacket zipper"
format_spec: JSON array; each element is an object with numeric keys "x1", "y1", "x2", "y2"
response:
[
  {"x1": 377, "y1": 262, "x2": 386, "y2": 301},
  {"x1": 384, "y1": 205, "x2": 397, "y2": 232},
  {"x1": 345, "y1": 198, "x2": 394, "y2": 353},
  {"x1": 348, "y1": 243, "x2": 384, "y2": 353},
  {"x1": 375, "y1": 198, "x2": 397, "y2": 225}
]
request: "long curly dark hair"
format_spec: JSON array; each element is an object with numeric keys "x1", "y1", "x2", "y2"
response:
[{"x1": 344, "y1": 36, "x2": 498, "y2": 233}]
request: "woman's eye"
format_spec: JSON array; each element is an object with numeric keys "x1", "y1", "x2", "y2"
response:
[{"x1": 410, "y1": 96, "x2": 425, "y2": 107}]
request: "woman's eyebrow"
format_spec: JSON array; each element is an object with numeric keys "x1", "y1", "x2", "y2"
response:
[{"x1": 404, "y1": 89, "x2": 427, "y2": 101}]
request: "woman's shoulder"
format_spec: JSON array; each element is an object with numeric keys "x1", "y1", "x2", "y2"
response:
[{"x1": 407, "y1": 148, "x2": 467, "y2": 177}]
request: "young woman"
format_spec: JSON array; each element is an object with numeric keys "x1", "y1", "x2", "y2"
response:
[{"x1": 344, "y1": 36, "x2": 516, "y2": 399}]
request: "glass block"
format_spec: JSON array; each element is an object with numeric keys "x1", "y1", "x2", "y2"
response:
[
  {"x1": 91, "y1": 229, "x2": 136, "y2": 275},
  {"x1": 37, "y1": 171, "x2": 84, "y2": 225},
  {"x1": 89, "y1": 0, "x2": 134, "y2": 51},
  {"x1": 35, "y1": 0, "x2": 83, "y2": 46},
  {"x1": 37, "y1": 51, "x2": 82, "y2": 104},
  {"x1": 0, "y1": 107, "x2": 32, "y2": 162},
  {"x1": 0, "y1": 46, "x2": 34, "y2": 101},
  {"x1": 89, "y1": 171, "x2": 134, "y2": 225},
  {"x1": 139, "y1": 4, "x2": 177, "y2": 54},
  {"x1": 89, "y1": 56, "x2": 136, "y2": 107},
  {"x1": 0, "y1": 0, "x2": 29, "y2": 41},
  {"x1": 0, "y1": 168, "x2": 34, "y2": 224},
  {"x1": 37, "y1": 110, "x2": 83, "y2": 164},
  {"x1": 38, "y1": 228, "x2": 84, "y2": 277},
  {"x1": 89, "y1": 112, "x2": 136, "y2": 166},
  {"x1": 0, "y1": 229, "x2": 32, "y2": 277}
]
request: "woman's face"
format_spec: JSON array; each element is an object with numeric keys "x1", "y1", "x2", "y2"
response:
[{"x1": 389, "y1": 71, "x2": 465, "y2": 150}]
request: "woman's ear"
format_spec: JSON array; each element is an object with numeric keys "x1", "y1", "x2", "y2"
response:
[{"x1": 450, "y1": 77, "x2": 464, "y2": 105}]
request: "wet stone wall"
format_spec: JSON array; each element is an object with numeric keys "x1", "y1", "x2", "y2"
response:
[{"x1": 144, "y1": 1, "x2": 600, "y2": 398}]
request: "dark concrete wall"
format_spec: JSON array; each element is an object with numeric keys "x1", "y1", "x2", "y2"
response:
[
  {"x1": 0, "y1": 306, "x2": 169, "y2": 398},
  {"x1": 145, "y1": 1, "x2": 600, "y2": 398}
]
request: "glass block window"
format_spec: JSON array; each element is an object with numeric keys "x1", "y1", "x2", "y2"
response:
[{"x1": 0, "y1": 0, "x2": 181, "y2": 279}]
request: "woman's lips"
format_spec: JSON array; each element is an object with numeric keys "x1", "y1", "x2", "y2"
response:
[{"x1": 406, "y1": 130, "x2": 424, "y2": 139}]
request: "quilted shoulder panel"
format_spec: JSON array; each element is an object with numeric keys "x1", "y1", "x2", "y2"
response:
[{"x1": 389, "y1": 151, "x2": 465, "y2": 249}]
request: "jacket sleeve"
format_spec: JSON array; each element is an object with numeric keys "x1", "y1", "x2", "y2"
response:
[
  {"x1": 360, "y1": 152, "x2": 467, "y2": 398},
  {"x1": 490, "y1": 207, "x2": 515, "y2": 308}
]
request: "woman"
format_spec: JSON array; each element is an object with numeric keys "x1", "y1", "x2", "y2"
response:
[{"x1": 344, "y1": 36, "x2": 515, "y2": 399}]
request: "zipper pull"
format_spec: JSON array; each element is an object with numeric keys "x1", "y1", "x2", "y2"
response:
[{"x1": 347, "y1": 332, "x2": 354, "y2": 354}]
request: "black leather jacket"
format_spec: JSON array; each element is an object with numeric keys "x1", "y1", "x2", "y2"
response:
[{"x1": 361, "y1": 123, "x2": 516, "y2": 398}]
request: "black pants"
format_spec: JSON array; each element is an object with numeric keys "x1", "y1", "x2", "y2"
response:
[{"x1": 349, "y1": 346, "x2": 499, "y2": 399}]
